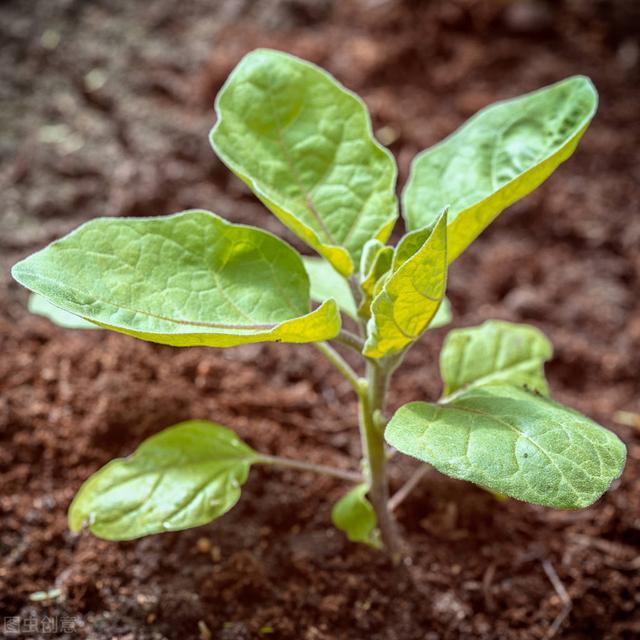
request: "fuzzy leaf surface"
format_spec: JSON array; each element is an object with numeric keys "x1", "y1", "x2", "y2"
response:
[
  {"x1": 211, "y1": 49, "x2": 398, "y2": 276},
  {"x1": 441, "y1": 320, "x2": 552, "y2": 397},
  {"x1": 69, "y1": 420, "x2": 258, "y2": 540},
  {"x1": 386, "y1": 385, "x2": 626, "y2": 509},
  {"x1": 364, "y1": 210, "x2": 447, "y2": 358},
  {"x1": 403, "y1": 76, "x2": 598, "y2": 262},
  {"x1": 12, "y1": 210, "x2": 341, "y2": 348}
]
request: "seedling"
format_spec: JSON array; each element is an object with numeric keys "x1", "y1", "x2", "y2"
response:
[{"x1": 13, "y1": 50, "x2": 625, "y2": 562}]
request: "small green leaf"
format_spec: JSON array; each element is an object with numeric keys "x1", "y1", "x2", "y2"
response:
[
  {"x1": 391, "y1": 224, "x2": 436, "y2": 272},
  {"x1": 364, "y1": 210, "x2": 448, "y2": 358},
  {"x1": 210, "y1": 49, "x2": 398, "y2": 276},
  {"x1": 403, "y1": 76, "x2": 598, "y2": 262},
  {"x1": 358, "y1": 244, "x2": 393, "y2": 319},
  {"x1": 303, "y1": 256, "x2": 357, "y2": 320},
  {"x1": 28, "y1": 293, "x2": 98, "y2": 329},
  {"x1": 331, "y1": 483, "x2": 381, "y2": 548},
  {"x1": 386, "y1": 385, "x2": 626, "y2": 509},
  {"x1": 441, "y1": 320, "x2": 552, "y2": 398},
  {"x1": 12, "y1": 210, "x2": 341, "y2": 348},
  {"x1": 69, "y1": 420, "x2": 259, "y2": 540},
  {"x1": 359, "y1": 239, "x2": 386, "y2": 277}
]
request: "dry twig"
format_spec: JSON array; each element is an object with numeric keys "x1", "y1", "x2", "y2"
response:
[{"x1": 541, "y1": 558, "x2": 572, "y2": 639}]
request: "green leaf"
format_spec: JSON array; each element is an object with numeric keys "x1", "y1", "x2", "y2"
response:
[
  {"x1": 69, "y1": 420, "x2": 259, "y2": 540},
  {"x1": 28, "y1": 293, "x2": 98, "y2": 330},
  {"x1": 386, "y1": 385, "x2": 626, "y2": 509},
  {"x1": 391, "y1": 224, "x2": 437, "y2": 272},
  {"x1": 210, "y1": 49, "x2": 398, "y2": 276},
  {"x1": 359, "y1": 239, "x2": 386, "y2": 277},
  {"x1": 303, "y1": 256, "x2": 357, "y2": 320},
  {"x1": 11, "y1": 210, "x2": 341, "y2": 348},
  {"x1": 441, "y1": 320, "x2": 552, "y2": 398},
  {"x1": 403, "y1": 76, "x2": 598, "y2": 263},
  {"x1": 363, "y1": 210, "x2": 448, "y2": 358},
  {"x1": 358, "y1": 244, "x2": 393, "y2": 319},
  {"x1": 331, "y1": 483, "x2": 381, "y2": 548}
]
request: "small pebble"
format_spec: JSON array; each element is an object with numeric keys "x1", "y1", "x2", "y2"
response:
[{"x1": 196, "y1": 537, "x2": 211, "y2": 554}]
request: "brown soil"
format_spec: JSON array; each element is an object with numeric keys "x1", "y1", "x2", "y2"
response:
[{"x1": 2, "y1": 1, "x2": 640, "y2": 638}]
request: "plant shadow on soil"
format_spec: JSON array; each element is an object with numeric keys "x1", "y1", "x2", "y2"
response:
[{"x1": 1, "y1": 1, "x2": 640, "y2": 638}]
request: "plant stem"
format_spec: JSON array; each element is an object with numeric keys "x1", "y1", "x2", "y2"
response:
[
  {"x1": 316, "y1": 328, "x2": 406, "y2": 562},
  {"x1": 335, "y1": 329, "x2": 365, "y2": 353},
  {"x1": 360, "y1": 360, "x2": 404, "y2": 563},
  {"x1": 259, "y1": 454, "x2": 362, "y2": 482},
  {"x1": 314, "y1": 342, "x2": 364, "y2": 395},
  {"x1": 348, "y1": 275, "x2": 363, "y2": 307}
]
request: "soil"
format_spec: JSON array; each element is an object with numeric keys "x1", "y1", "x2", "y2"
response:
[{"x1": 1, "y1": 1, "x2": 640, "y2": 638}]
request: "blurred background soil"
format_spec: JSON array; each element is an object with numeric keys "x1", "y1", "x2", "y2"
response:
[{"x1": 1, "y1": 1, "x2": 640, "y2": 638}]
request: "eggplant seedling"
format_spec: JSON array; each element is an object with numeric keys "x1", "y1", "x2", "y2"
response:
[{"x1": 12, "y1": 49, "x2": 625, "y2": 562}]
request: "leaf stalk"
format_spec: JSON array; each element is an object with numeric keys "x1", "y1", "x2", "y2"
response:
[
  {"x1": 335, "y1": 329, "x2": 365, "y2": 353},
  {"x1": 314, "y1": 342, "x2": 364, "y2": 396},
  {"x1": 259, "y1": 454, "x2": 362, "y2": 482}
]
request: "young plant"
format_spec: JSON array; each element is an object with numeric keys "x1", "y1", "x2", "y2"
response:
[{"x1": 13, "y1": 49, "x2": 625, "y2": 562}]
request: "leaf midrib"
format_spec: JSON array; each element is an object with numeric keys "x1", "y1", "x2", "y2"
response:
[
  {"x1": 87, "y1": 463, "x2": 248, "y2": 529},
  {"x1": 264, "y1": 87, "x2": 338, "y2": 246},
  {"x1": 18, "y1": 270, "x2": 295, "y2": 333},
  {"x1": 429, "y1": 401, "x2": 583, "y2": 499}
]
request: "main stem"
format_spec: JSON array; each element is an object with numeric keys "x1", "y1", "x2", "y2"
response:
[{"x1": 360, "y1": 359, "x2": 404, "y2": 563}]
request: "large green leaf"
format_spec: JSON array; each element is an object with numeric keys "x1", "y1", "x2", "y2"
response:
[
  {"x1": 28, "y1": 293, "x2": 98, "y2": 330},
  {"x1": 441, "y1": 320, "x2": 552, "y2": 398},
  {"x1": 403, "y1": 76, "x2": 598, "y2": 262},
  {"x1": 386, "y1": 385, "x2": 626, "y2": 509},
  {"x1": 363, "y1": 210, "x2": 448, "y2": 358},
  {"x1": 331, "y1": 483, "x2": 381, "y2": 548},
  {"x1": 210, "y1": 49, "x2": 398, "y2": 276},
  {"x1": 11, "y1": 210, "x2": 341, "y2": 348},
  {"x1": 69, "y1": 420, "x2": 259, "y2": 540},
  {"x1": 303, "y1": 256, "x2": 357, "y2": 320}
]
